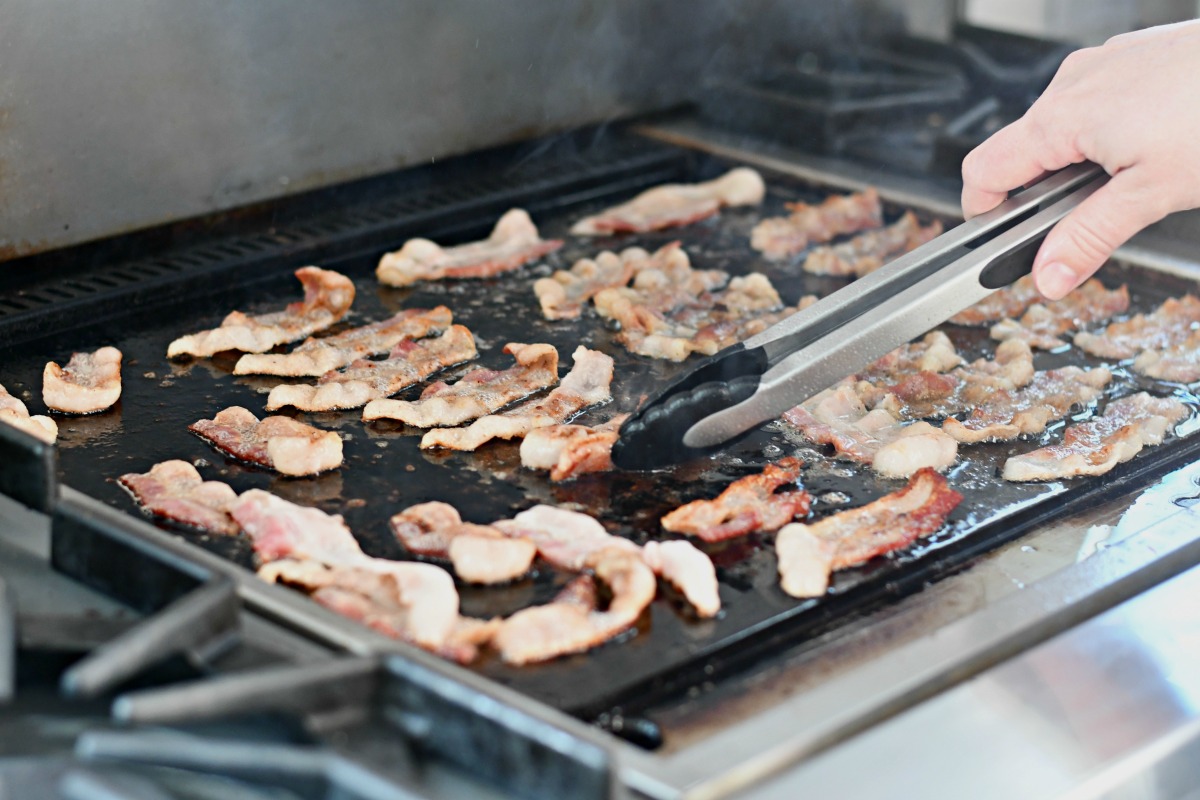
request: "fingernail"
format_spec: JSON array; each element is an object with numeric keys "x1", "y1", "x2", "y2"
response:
[{"x1": 1036, "y1": 262, "x2": 1078, "y2": 300}]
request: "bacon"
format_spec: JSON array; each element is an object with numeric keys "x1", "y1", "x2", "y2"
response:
[
  {"x1": 389, "y1": 501, "x2": 536, "y2": 584},
  {"x1": 363, "y1": 342, "x2": 558, "y2": 427},
  {"x1": 942, "y1": 366, "x2": 1112, "y2": 443},
  {"x1": 420, "y1": 346, "x2": 613, "y2": 451},
  {"x1": 0, "y1": 383, "x2": 57, "y2": 443},
  {"x1": 376, "y1": 209, "x2": 562, "y2": 288},
  {"x1": 168, "y1": 267, "x2": 355, "y2": 358},
  {"x1": 1133, "y1": 330, "x2": 1200, "y2": 382},
  {"x1": 641, "y1": 540, "x2": 721, "y2": 618},
  {"x1": 118, "y1": 460, "x2": 240, "y2": 535},
  {"x1": 750, "y1": 187, "x2": 883, "y2": 260},
  {"x1": 570, "y1": 168, "x2": 765, "y2": 236},
  {"x1": 1002, "y1": 393, "x2": 1189, "y2": 482},
  {"x1": 233, "y1": 307, "x2": 453, "y2": 377},
  {"x1": 189, "y1": 406, "x2": 343, "y2": 476},
  {"x1": 949, "y1": 275, "x2": 1042, "y2": 326},
  {"x1": 266, "y1": 325, "x2": 477, "y2": 412},
  {"x1": 534, "y1": 246, "x2": 644, "y2": 320},
  {"x1": 1074, "y1": 296, "x2": 1200, "y2": 359},
  {"x1": 42, "y1": 346, "x2": 122, "y2": 414},
  {"x1": 660, "y1": 457, "x2": 811, "y2": 541},
  {"x1": 776, "y1": 468, "x2": 962, "y2": 598},
  {"x1": 990, "y1": 279, "x2": 1130, "y2": 349},
  {"x1": 802, "y1": 212, "x2": 942, "y2": 277},
  {"x1": 518, "y1": 414, "x2": 627, "y2": 481}
]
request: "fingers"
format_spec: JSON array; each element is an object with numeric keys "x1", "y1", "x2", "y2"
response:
[
  {"x1": 1032, "y1": 167, "x2": 1167, "y2": 299},
  {"x1": 961, "y1": 116, "x2": 1078, "y2": 218}
]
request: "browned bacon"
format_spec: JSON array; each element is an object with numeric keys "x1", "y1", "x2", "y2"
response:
[
  {"x1": 42, "y1": 346, "x2": 122, "y2": 414},
  {"x1": 118, "y1": 460, "x2": 239, "y2": 535},
  {"x1": 168, "y1": 267, "x2": 355, "y2": 358},
  {"x1": 942, "y1": 366, "x2": 1112, "y2": 443},
  {"x1": 266, "y1": 325, "x2": 477, "y2": 412},
  {"x1": 389, "y1": 501, "x2": 536, "y2": 584},
  {"x1": 420, "y1": 346, "x2": 613, "y2": 451},
  {"x1": 1003, "y1": 393, "x2": 1189, "y2": 482},
  {"x1": 376, "y1": 209, "x2": 562, "y2": 288},
  {"x1": 570, "y1": 168, "x2": 765, "y2": 236},
  {"x1": 0, "y1": 383, "x2": 57, "y2": 443},
  {"x1": 363, "y1": 342, "x2": 558, "y2": 427},
  {"x1": 660, "y1": 457, "x2": 811, "y2": 541},
  {"x1": 802, "y1": 212, "x2": 942, "y2": 277},
  {"x1": 750, "y1": 188, "x2": 883, "y2": 260},
  {"x1": 1133, "y1": 330, "x2": 1200, "y2": 382},
  {"x1": 592, "y1": 243, "x2": 728, "y2": 323},
  {"x1": 190, "y1": 406, "x2": 343, "y2": 476},
  {"x1": 1074, "y1": 295, "x2": 1200, "y2": 359},
  {"x1": 948, "y1": 275, "x2": 1042, "y2": 326},
  {"x1": 990, "y1": 279, "x2": 1130, "y2": 349},
  {"x1": 518, "y1": 414, "x2": 627, "y2": 481},
  {"x1": 776, "y1": 468, "x2": 962, "y2": 598},
  {"x1": 234, "y1": 307, "x2": 453, "y2": 377}
]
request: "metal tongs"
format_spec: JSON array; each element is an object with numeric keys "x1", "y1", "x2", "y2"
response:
[{"x1": 611, "y1": 162, "x2": 1109, "y2": 470}]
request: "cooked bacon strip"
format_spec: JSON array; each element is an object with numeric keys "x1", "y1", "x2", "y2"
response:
[
  {"x1": 118, "y1": 460, "x2": 239, "y2": 535},
  {"x1": 377, "y1": 209, "x2": 562, "y2": 288},
  {"x1": 363, "y1": 342, "x2": 557, "y2": 427},
  {"x1": 948, "y1": 274, "x2": 1042, "y2": 326},
  {"x1": 751, "y1": 188, "x2": 883, "y2": 260},
  {"x1": 190, "y1": 406, "x2": 343, "y2": 476},
  {"x1": 1133, "y1": 330, "x2": 1200, "y2": 382},
  {"x1": 641, "y1": 541, "x2": 721, "y2": 617},
  {"x1": 990, "y1": 279, "x2": 1130, "y2": 349},
  {"x1": 803, "y1": 212, "x2": 942, "y2": 277},
  {"x1": 0, "y1": 383, "x2": 57, "y2": 443},
  {"x1": 1003, "y1": 393, "x2": 1189, "y2": 482},
  {"x1": 1074, "y1": 295, "x2": 1200, "y2": 359},
  {"x1": 570, "y1": 168, "x2": 765, "y2": 236},
  {"x1": 942, "y1": 366, "x2": 1112, "y2": 443},
  {"x1": 267, "y1": 325, "x2": 477, "y2": 412},
  {"x1": 234, "y1": 489, "x2": 461, "y2": 651},
  {"x1": 389, "y1": 501, "x2": 536, "y2": 584},
  {"x1": 858, "y1": 331, "x2": 964, "y2": 384},
  {"x1": 535, "y1": 246, "x2": 646, "y2": 320},
  {"x1": 660, "y1": 457, "x2": 811, "y2": 541},
  {"x1": 234, "y1": 307, "x2": 453, "y2": 377},
  {"x1": 42, "y1": 346, "x2": 122, "y2": 414},
  {"x1": 519, "y1": 414, "x2": 627, "y2": 481},
  {"x1": 168, "y1": 267, "x2": 355, "y2": 358},
  {"x1": 777, "y1": 468, "x2": 962, "y2": 598},
  {"x1": 420, "y1": 346, "x2": 612, "y2": 451}
]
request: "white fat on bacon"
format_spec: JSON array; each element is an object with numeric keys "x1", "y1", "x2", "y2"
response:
[
  {"x1": 234, "y1": 307, "x2": 453, "y2": 377},
  {"x1": 1073, "y1": 296, "x2": 1200, "y2": 383},
  {"x1": 1133, "y1": 330, "x2": 1200, "y2": 382},
  {"x1": 533, "y1": 242, "x2": 683, "y2": 321},
  {"x1": 168, "y1": 267, "x2": 355, "y2": 358},
  {"x1": 420, "y1": 346, "x2": 613, "y2": 451},
  {"x1": 389, "y1": 501, "x2": 537, "y2": 585},
  {"x1": 42, "y1": 346, "x2": 122, "y2": 414},
  {"x1": 802, "y1": 212, "x2": 942, "y2": 277},
  {"x1": 1003, "y1": 393, "x2": 1189, "y2": 482},
  {"x1": 363, "y1": 342, "x2": 558, "y2": 427},
  {"x1": 570, "y1": 168, "x2": 765, "y2": 236},
  {"x1": 267, "y1": 325, "x2": 477, "y2": 412},
  {"x1": 990, "y1": 279, "x2": 1130, "y2": 349},
  {"x1": 189, "y1": 406, "x2": 343, "y2": 476},
  {"x1": 518, "y1": 413, "x2": 627, "y2": 481},
  {"x1": 0, "y1": 383, "x2": 57, "y2": 443},
  {"x1": 376, "y1": 209, "x2": 562, "y2": 288},
  {"x1": 118, "y1": 460, "x2": 239, "y2": 536},
  {"x1": 751, "y1": 187, "x2": 883, "y2": 260},
  {"x1": 942, "y1": 366, "x2": 1112, "y2": 443}
]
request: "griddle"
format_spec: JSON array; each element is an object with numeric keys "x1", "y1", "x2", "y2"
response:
[{"x1": 1, "y1": 127, "x2": 1197, "y2": 729}]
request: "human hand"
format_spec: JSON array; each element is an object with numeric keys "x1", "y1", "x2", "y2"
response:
[{"x1": 961, "y1": 20, "x2": 1200, "y2": 300}]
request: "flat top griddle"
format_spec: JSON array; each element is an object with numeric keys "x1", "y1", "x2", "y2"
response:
[{"x1": 2, "y1": 143, "x2": 1198, "y2": 724}]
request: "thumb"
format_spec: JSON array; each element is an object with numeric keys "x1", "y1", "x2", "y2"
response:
[{"x1": 1033, "y1": 168, "x2": 1167, "y2": 300}]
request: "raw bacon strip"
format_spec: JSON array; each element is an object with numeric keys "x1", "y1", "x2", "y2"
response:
[
  {"x1": 942, "y1": 366, "x2": 1112, "y2": 443},
  {"x1": 267, "y1": 325, "x2": 477, "y2": 412},
  {"x1": 570, "y1": 168, "x2": 765, "y2": 236},
  {"x1": 377, "y1": 209, "x2": 562, "y2": 288},
  {"x1": 1074, "y1": 295, "x2": 1200, "y2": 359},
  {"x1": 641, "y1": 541, "x2": 721, "y2": 617},
  {"x1": 1003, "y1": 393, "x2": 1189, "y2": 482},
  {"x1": 751, "y1": 187, "x2": 883, "y2": 260},
  {"x1": 389, "y1": 501, "x2": 536, "y2": 584},
  {"x1": 1133, "y1": 330, "x2": 1200, "y2": 382},
  {"x1": 118, "y1": 460, "x2": 239, "y2": 536},
  {"x1": 42, "y1": 346, "x2": 122, "y2": 414},
  {"x1": 519, "y1": 414, "x2": 627, "y2": 481},
  {"x1": 533, "y1": 242, "x2": 684, "y2": 321},
  {"x1": 782, "y1": 385, "x2": 958, "y2": 478},
  {"x1": 0, "y1": 383, "x2": 57, "y2": 443},
  {"x1": 990, "y1": 279, "x2": 1130, "y2": 349},
  {"x1": 363, "y1": 342, "x2": 558, "y2": 427},
  {"x1": 168, "y1": 267, "x2": 355, "y2": 358},
  {"x1": 776, "y1": 468, "x2": 962, "y2": 598},
  {"x1": 420, "y1": 346, "x2": 613, "y2": 451},
  {"x1": 660, "y1": 457, "x2": 812, "y2": 541},
  {"x1": 949, "y1": 275, "x2": 1042, "y2": 326},
  {"x1": 802, "y1": 212, "x2": 943, "y2": 277},
  {"x1": 190, "y1": 406, "x2": 343, "y2": 476},
  {"x1": 234, "y1": 307, "x2": 453, "y2": 377}
]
